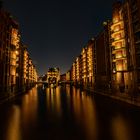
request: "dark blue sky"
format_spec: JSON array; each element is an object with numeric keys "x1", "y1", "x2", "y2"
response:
[{"x1": 4, "y1": 0, "x2": 116, "y2": 75}]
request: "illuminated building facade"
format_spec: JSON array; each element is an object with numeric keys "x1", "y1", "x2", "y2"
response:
[
  {"x1": 69, "y1": 0, "x2": 140, "y2": 103},
  {"x1": 21, "y1": 45, "x2": 38, "y2": 91},
  {"x1": 86, "y1": 40, "x2": 94, "y2": 87},
  {"x1": 111, "y1": 2, "x2": 129, "y2": 92},
  {"x1": 28, "y1": 58, "x2": 33, "y2": 88},
  {"x1": 0, "y1": 5, "x2": 38, "y2": 100},
  {"x1": 75, "y1": 56, "x2": 80, "y2": 84},
  {"x1": 110, "y1": 0, "x2": 140, "y2": 94},
  {"x1": 10, "y1": 23, "x2": 20, "y2": 94},
  {"x1": 66, "y1": 70, "x2": 71, "y2": 82},
  {"x1": 80, "y1": 40, "x2": 94, "y2": 87},
  {"x1": 81, "y1": 47, "x2": 87, "y2": 86},
  {"x1": 0, "y1": 7, "x2": 20, "y2": 96},
  {"x1": 71, "y1": 56, "x2": 81, "y2": 86},
  {"x1": 72, "y1": 62, "x2": 76, "y2": 84},
  {"x1": 23, "y1": 46, "x2": 29, "y2": 90},
  {"x1": 71, "y1": 39, "x2": 94, "y2": 88},
  {"x1": 47, "y1": 68, "x2": 60, "y2": 86}
]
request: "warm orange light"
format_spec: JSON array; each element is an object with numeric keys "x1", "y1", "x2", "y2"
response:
[
  {"x1": 15, "y1": 50, "x2": 19, "y2": 55},
  {"x1": 113, "y1": 16, "x2": 119, "y2": 23},
  {"x1": 11, "y1": 28, "x2": 19, "y2": 46},
  {"x1": 11, "y1": 53, "x2": 16, "y2": 59}
]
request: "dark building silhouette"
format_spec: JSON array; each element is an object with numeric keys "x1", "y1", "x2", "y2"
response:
[{"x1": 95, "y1": 21, "x2": 111, "y2": 90}]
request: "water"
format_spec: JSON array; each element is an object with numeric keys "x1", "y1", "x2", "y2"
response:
[{"x1": 0, "y1": 85, "x2": 140, "y2": 140}]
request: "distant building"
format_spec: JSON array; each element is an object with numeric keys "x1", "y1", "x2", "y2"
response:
[
  {"x1": 66, "y1": 70, "x2": 71, "y2": 82},
  {"x1": 71, "y1": 56, "x2": 80, "y2": 85},
  {"x1": 47, "y1": 67, "x2": 60, "y2": 86},
  {"x1": 80, "y1": 39, "x2": 94, "y2": 88},
  {"x1": 71, "y1": 39, "x2": 94, "y2": 88},
  {"x1": 60, "y1": 74, "x2": 66, "y2": 82}
]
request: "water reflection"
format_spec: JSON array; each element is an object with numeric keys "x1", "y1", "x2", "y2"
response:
[
  {"x1": 0, "y1": 85, "x2": 140, "y2": 140},
  {"x1": 70, "y1": 87, "x2": 98, "y2": 140},
  {"x1": 111, "y1": 115, "x2": 132, "y2": 140},
  {"x1": 44, "y1": 85, "x2": 98, "y2": 139},
  {"x1": 46, "y1": 87, "x2": 62, "y2": 118},
  {"x1": 21, "y1": 87, "x2": 38, "y2": 125},
  {"x1": 6, "y1": 105, "x2": 21, "y2": 140},
  {"x1": 5, "y1": 87, "x2": 38, "y2": 140}
]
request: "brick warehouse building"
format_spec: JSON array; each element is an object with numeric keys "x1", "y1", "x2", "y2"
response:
[{"x1": 0, "y1": 3, "x2": 38, "y2": 100}]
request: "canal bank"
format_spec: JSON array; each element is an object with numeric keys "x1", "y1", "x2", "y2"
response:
[
  {"x1": 83, "y1": 86, "x2": 140, "y2": 107},
  {"x1": 0, "y1": 84, "x2": 37, "y2": 105}
]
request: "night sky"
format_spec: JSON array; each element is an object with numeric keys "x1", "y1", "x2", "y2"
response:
[{"x1": 4, "y1": 0, "x2": 117, "y2": 75}]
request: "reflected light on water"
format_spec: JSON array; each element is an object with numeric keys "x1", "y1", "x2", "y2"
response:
[
  {"x1": 6, "y1": 105, "x2": 21, "y2": 140},
  {"x1": 21, "y1": 87, "x2": 38, "y2": 126},
  {"x1": 46, "y1": 87, "x2": 62, "y2": 117},
  {"x1": 72, "y1": 87, "x2": 98, "y2": 140},
  {"x1": 111, "y1": 115, "x2": 132, "y2": 140},
  {"x1": 1, "y1": 85, "x2": 139, "y2": 140}
]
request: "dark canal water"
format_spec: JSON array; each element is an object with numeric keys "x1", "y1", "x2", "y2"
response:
[{"x1": 0, "y1": 85, "x2": 140, "y2": 140}]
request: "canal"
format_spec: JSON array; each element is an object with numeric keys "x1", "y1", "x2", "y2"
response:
[{"x1": 0, "y1": 85, "x2": 140, "y2": 140}]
